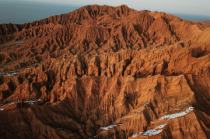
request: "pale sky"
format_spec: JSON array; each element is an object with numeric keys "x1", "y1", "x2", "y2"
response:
[{"x1": 6, "y1": 0, "x2": 209, "y2": 16}]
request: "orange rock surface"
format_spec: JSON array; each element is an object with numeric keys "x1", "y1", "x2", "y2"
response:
[{"x1": 0, "y1": 5, "x2": 210, "y2": 139}]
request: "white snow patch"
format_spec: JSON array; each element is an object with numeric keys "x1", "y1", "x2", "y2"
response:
[
  {"x1": 7, "y1": 102, "x2": 15, "y2": 106},
  {"x1": 131, "y1": 123, "x2": 167, "y2": 137},
  {"x1": 100, "y1": 124, "x2": 117, "y2": 131},
  {"x1": 160, "y1": 107, "x2": 194, "y2": 120},
  {"x1": 24, "y1": 99, "x2": 42, "y2": 105},
  {"x1": 7, "y1": 72, "x2": 18, "y2": 77},
  {"x1": 142, "y1": 129, "x2": 162, "y2": 136},
  {"x1": 24, "y1": 100, "x2": 36, "y2": 105},
  {"x1": 0, "y1": 71, "x2": 18, "y2": 77}
]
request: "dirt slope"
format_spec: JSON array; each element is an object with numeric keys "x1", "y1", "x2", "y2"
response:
[{"x1": 0, "y1": 5, "x2": 210, "y2": 139}]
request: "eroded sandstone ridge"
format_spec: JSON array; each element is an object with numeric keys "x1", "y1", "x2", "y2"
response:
[{"x1": 0, "y1": 5, "x2": 210, "y2": 139}]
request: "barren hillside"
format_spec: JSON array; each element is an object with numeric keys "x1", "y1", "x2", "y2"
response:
[{"x1": 0, "y1": 5, "x2": 210, "y2": 139}]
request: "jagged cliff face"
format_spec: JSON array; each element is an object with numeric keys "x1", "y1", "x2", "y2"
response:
[{"x1": 0, "y1": 5, "x2": 210, "y2": 139}]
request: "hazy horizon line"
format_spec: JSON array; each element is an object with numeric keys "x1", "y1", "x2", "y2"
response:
[{"x1": 0, "y1": 2, "x2": 210, "y2": 24}]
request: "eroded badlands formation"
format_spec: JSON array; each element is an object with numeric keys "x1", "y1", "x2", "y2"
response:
[{"x1": 0, "y1": 5, "x2": 210, "y2": 139}]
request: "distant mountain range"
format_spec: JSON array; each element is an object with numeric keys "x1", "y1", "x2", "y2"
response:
[
  {"x1": 0, "y1": 5, "x2": 210, "y2": 139},
  {"x1": 0, "y1": 1, "x2": 210, "y2": 24},
  {"x1": 0, "y1": 1, "x2": 78, "y2": 24},
  {"x1": 175, "y1": 13, "x2": 210, "y2": 21},
  {"x1": 203, "y1": 20, "x2": 210, "y2": 26}
]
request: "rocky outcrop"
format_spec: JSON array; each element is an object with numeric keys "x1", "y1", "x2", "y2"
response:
[{"x1": 0, "y1": 5, "x2": 210, "y2": 139}]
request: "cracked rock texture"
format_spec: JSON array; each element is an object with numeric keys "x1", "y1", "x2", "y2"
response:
[{"x1": 0, "y1": 5, "x2": 210, "y2": 139}]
